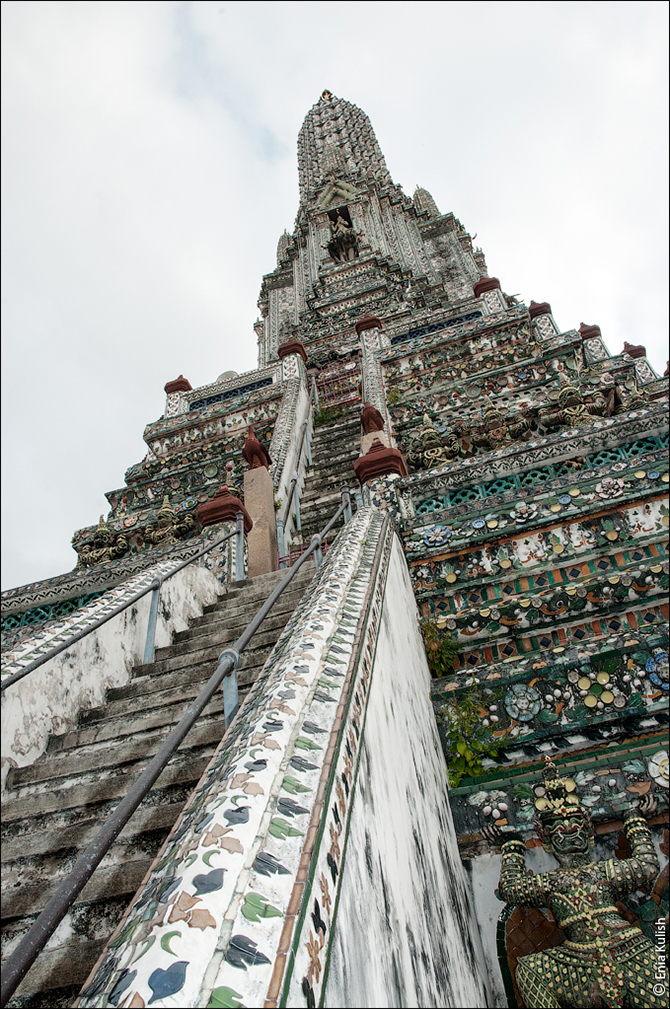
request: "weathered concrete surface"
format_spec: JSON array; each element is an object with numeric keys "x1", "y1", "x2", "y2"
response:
[
  {"x1": 1, "y1": 558, "x2": 221, "y2": 782},
  {"x1": 244, "y1": 465, "x2": 278, "y2": 576},
  {"x1": 324, "y1": 537, "x2": 492, "y2": 1008}
]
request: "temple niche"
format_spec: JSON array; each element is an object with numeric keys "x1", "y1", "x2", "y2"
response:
[{"x1": 326, "y1": 207, "x2": 359, "y2": 262}]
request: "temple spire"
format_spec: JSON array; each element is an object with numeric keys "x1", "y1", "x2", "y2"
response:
[{"x1": 297, "y1": 91, "x2": 392, "y2": 205}]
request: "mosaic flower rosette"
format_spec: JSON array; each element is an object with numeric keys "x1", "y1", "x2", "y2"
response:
[
  {"x1": 78, "y1": 507, "x2": 393, "y2": 1009},
  {"x1": 504, "y1": 684, "x2": 542, "y2": 722}
]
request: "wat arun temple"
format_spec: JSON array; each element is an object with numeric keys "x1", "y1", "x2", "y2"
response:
[{"x1": 2, "y1": 93, "x2": 668, "y2": 1009}]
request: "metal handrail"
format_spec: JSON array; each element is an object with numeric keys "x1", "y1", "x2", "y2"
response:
[
  {"x1": 0, "y1": 488, "x2": 352, "y2": 1008},
  {"x1": 282, "y1": 420, "x2": 309, "y2": 527},
  {"x1": 1, "y1": 526, "x2": 238, "y2": 692},
  {"x1": 277, "y1": 385, "x2": 315, "y2": 566}
]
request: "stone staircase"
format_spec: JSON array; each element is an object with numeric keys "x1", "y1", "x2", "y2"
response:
[
  {"x1": 299, "y1": 404, "x2": 362, "y2": 545},
  {"x1": 1, "y1": 565, "x2": 314, "y2": 1009}
]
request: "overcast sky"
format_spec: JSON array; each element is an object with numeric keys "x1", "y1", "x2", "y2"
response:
[{"x1": 2, "y1": 1, "x2": 668, "y2": 592}]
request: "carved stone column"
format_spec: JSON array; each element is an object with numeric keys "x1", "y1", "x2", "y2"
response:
[{"x1": 242, "y1": 430, "x2": 278, "y2": 577}]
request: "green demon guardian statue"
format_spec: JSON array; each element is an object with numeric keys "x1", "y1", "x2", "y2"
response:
[{"x1": 485, "y1": 757, "x2": 667, "y2": 1008}]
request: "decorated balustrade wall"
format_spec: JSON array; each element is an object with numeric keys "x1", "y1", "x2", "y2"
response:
[
  {"x1": 78, "y1": 507, "x2": 492, "y2": 1009},
  {"x1": 1, "y1": 525, "x2": 235, "y2": 779}
]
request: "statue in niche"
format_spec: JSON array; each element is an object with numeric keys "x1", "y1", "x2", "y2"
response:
[
  {"x1": 327, "y1": 213, "x2": 359, "y2": 262},
  {"x1": 485, "y1": 757, "x2": 666, "y2": 1008},
  {"x1": 144, "y1": 496, "x2": 180, "y2": 548},
  {"x1": 76, "y1": 516, "x2": 129, "y2": 567}
]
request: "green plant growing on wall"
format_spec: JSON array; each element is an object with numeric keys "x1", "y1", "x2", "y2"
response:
[
  {"x1": 438, "y1": 688, "x2": 499, "y2": 788},
  {"x1": 314, "y1": 405, "x2": 346, "y2": 428},
  {"x1": 420, "y1": 620, "x2": 462, "y2": 679}
]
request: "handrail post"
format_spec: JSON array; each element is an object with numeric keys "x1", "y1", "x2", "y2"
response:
[
  {"x1": 312, "y1": 375, "x2": 320, "y2": 412},
  {"x1": 312, "y1": 533, "x2": 323, "y2": 570},
  {"x1": 293, "y1": 470, "x2": 302, "y2": 532},
  {"x1": 235, "y1": 511, "x2": 245, "y2": 582},
  {"x1": 342, "y1": 485, "x2": 352, "y2": 523},
  {"x1": 142, "y1": 578, "x2": 161, "y2": 665},
  {"x1": 219, "y1": 648, "x2": 240, "y2": 728},
  {"x1": 354, "y1": 489, "x2": 363, "y2": 511},
  {"x1": 306, "y1": 422, "x2": 313, "y2": 467},
  {"x1": 277, "y1": 517, "x2": 286, "y2": 569}
]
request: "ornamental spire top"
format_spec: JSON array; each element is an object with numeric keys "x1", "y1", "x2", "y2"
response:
[{"x1": 297, "y1": 92, "x2": 393, "y2": 204}]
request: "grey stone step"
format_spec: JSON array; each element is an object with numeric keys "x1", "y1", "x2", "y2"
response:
[
  {"x1": 309, "y1": 445, "x2": 360, "y2": 465},
  {"x1": 7, "y1": 937, "x2": 108, "y2": 1006},
  {"x1": 2, "y1": 749, "x2": 213, "y2": 828},
  {"x1": 3, "y1": 774, "x2": 200, "y2": 842},
  {"x1": 302, "y1": 483, "x2": 355, "y2": 505},
  {"x1": 3, "y1": 825, "x2": 162, "y2": 919},
  {"x1": 82, "y1": 641, "x2": 272, "y2": 712},
  {"x1": 147, "y1": 620, "x2": 287, "y2": 665},
  {"x1": 167, "y1": 599, "x2": 301, "y2": 650},
  {"x1": 10, "y1": 711, "x2": 230, "y2": 790},
  {"x1": 2, "y1": 799, "x2": 183, "y2": 865}
]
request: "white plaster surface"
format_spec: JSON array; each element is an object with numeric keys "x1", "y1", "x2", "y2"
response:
[
  {"x1": 1, "y1": 560, "x2": 220, "y2": 782},
  {"x1": 466, "y1": 853, "x2": 509, "y2": 1008},
  {"x1": 466, "y1": 845, "x2": 564, "y2": 1008},
  {"x1": 324, "y1": 537, "x2": 492, "y2": 1008}
]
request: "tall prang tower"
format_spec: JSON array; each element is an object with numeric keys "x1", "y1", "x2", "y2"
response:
[
  {"x1": 2, "y1": 92, "x2": 668, "y2": 1009},
  {"x1": 257, "y1": 91, "x2": 488, "y2": 393}
]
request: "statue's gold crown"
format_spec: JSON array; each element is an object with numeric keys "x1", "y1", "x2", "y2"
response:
[{"x1": 534, "y1": 756, "x2": 582, "y2": 817}]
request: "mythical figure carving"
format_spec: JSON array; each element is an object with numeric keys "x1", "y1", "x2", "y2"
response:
[
  {"x1": 478, "y1": 400, "x2": 512, "y2": 451},
  {"x1": 327, "y1": 214, "x2": 359, "y2": 263},
  {"x1": 242, "y1": 427, "x2": 272, "y2": 470},
  {"x1": 145, "y1": 496, "x2": 177, "y2": 547},
  {"x1": 144, "y1": 496, "x2": 197, "y2": 549},
  {"x1": 401, "y1": 374, "x2": 632, "y2": 472},
  {"x1": 76, "y1": 516, "x2": 129, "y2": 567},
  {"x1": 406, "y1": 414, "x2": 460, "y2": 470},
  {"x1": 538, "y1": 376, "x2": 620, "y2": 431},
  {"x1": 485, "y1": 757, "x2": 666, "y2": 1008}
]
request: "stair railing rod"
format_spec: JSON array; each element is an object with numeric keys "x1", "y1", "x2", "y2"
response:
[
  {"x1": 281, "y1": 402, "x2": 313, "y2": 529},
  {"x1": 1, "y1": 529, "x2": 236, "y2": 693},
  {"x1": 234, "y1": 510, "x2": 246, "y2": 583},
  {"x1": 342, "y1": 484, "x2": 353, "y2": 523},
  {"x1": 0, "y1": 492, "x2": 349, "y2": 1009},
  {"x1": 278, "y1": 387, "x2": 315, "y2": 569},
  {"x1": 144, "y1": 525, "x2": 243, "y2": 665}
]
